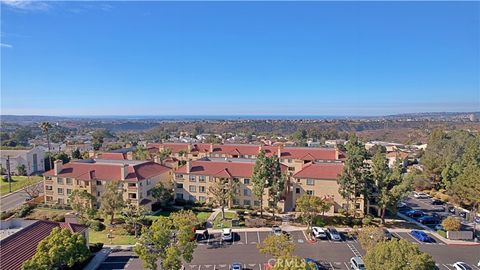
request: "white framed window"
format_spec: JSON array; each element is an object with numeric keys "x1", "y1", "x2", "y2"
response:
[
  {"x1": 244, "y1": 178, "x2": 250, "y2": 185},
  {"x1": 306, "y1": 179, "x2": 315, "y2": 186},
  {"x1": 189, "y1": 186, "x2": 196, "y2": 192},
  {"x1": 199, "y1": 186, "x2": 206, "y2": 193},
  {"x1": 306, "y1": 190, "x2": 314, "y2": 196}
]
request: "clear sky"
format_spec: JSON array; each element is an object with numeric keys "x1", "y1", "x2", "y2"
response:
[{"x1": 1, "y1": 1, "x2": 479, "y2": 116}]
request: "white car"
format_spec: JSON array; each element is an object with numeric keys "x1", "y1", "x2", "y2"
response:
[
  {"x1": 222, "y1": 228, "x2": 233, "y2": 241},
  {"x1": 272, "y1": 225, "x2": 282, "y2": 236},
  {"x1": 453, "y1": 262, "x2": 473, "y2": 270},
  {"x1": 311, "y1": 227, "x2": 328, "y2": 239},
  {"x1": 350, "y1": 256, "x2": 366, "y2": 270},
  {"x1": 413, "y1": 192, "x2": 429, "y2": 199}
]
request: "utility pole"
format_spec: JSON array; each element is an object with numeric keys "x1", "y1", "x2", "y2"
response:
[{"x1": 6, "y1": 156, "x2": 12, "y2": 193}]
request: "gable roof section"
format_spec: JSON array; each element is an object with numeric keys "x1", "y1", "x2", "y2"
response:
[
  {"x1": 0, "y1": 220, "x2": 87, "y2": 270},
  {"x1": 99, "y1": 152, "x2": 127, "y2": 160},
  {"x1": 293, "y1": 162, "x2": 344, "y2": 180},
  {"x1": 43, "y1": 160, "x2": 171, "y2": 181}
]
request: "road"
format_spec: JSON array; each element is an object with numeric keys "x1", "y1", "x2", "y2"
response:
[
  {"x1": 98, "y1": 229, "x2": 480, "y2": 270},
  {"x1": 0, "y1": 182, "x2": 43, "y2": 212}
]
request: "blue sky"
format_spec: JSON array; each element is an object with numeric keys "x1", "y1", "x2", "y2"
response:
[{"x1": 1, "y1": 1, "x2": 479, "y2": 116}]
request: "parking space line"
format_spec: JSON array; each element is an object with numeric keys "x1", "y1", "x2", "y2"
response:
[
  {"x1": 198, "y1": 265, "x2": 201, "y2": 270},
  {"x1": 245, "y1": 231, "x2": 248, "y2": 244},
  {"x1": 442, "y1": 264, "x2": 452, "y2": 269},
  {"x1": 406, "y1": 232, "x2": 423, "y2": 244},
  {"x1": 472, "y1": 265, "x2": 480, "y2": 270},
  {"x1": 259, "y1": 263, "x2": 262, "y2": 270},
  {"x1": 257, "y1": 231, "x2": 261, "y2": 243},
  {"x1": 392, "y1": 232, "x2": 404, "y2": 239},
  {"x1": 344, "y1": 262, "x2": 350, "y2": 269}
]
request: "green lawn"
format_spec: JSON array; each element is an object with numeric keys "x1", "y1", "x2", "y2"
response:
[
  {"x1": 146, "y1": 210, "x2": 212, "y2": 222},
  {"x1": 26, "y1": 207, "x2": 70, "y2": 221},
  {"x1": 213, "y1": 211, "x2": 239, "y2": 229},
  {"x1": 89, "y1": 226, "x2": 137, "y2": 245},
  {"x1": 0, "y1": 175, "x2": 43, "y2": 195}
]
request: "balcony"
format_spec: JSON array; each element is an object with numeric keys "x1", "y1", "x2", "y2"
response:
[{"x1": 45, "y1": 180, "x2": 53, "y2": 185}]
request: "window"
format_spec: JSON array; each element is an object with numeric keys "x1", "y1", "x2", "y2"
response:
[
  {"x1": 244, "y1": 189, "x2": 251, "y2": 196},
  {"x1": 176, "y1": 183, "x2": 183, "y2": 189},
  {"x1": 96, "y1": 180, "x2": 102, "y2": 186},
  {"x1": 128, "y1": 183, "x2": 136, "y2": 187},
  {"x1": 296, "y1": 188, "x2": 300, "y2": 194},
  {"x1": 288, "y1": 159, "x2": 292, "y2": 163},
  {"x1": 289, "y1": 167, "x2": 295, "y2": 171},
  {"x1": 233, "y1": 177, "x2": 239, "y2": 182},
  {"x1": 233, "y1": 198, "x2": 240, "y2": 205},
  {"x1": 199, "y1": 175, "x2": 206, "y2": 182},
  {"x1": 45, "y1": 176, "x2": 52, "y2": 180},
  {"x1": 306, "y1": 179, "x2": 315, "y2": 186},
  {"x1": 199, "y1": 196, "x2": 206, "y2": 202},
  {"x1": 244, "y1": 178, "x2": 250, "y2": 185},
  {"x1": 147, "y1": 189, "x2": 152, "y2": 196},
  {"x1": 66, "y1": 178, "x2": 72, "y2": 185},
  {"x1": 208, "y1": 176, "x2": 212, "y2": 182},
  {"x1": 97, "y1": 191, "x2": 101, "y2": 196},
  {"x1": 57, "y1": 178, "x2": 64, "y2": 185},
  {"x1": 175, "y1": 174, "x2": 184, "y2": 179},
  {"x1": 46, "y1": 185, "x2": 53, "y2": 191},
  {"x1": 189, "y1": 175, "x2": 196, "y2": 182},
  {"x1": 128, "y1": 193, "x2": 137, "y2": 199},
  {"x1": 67, "y1": 189, "x2": 72, "y2": 195},
  {"x1": 146, "y1": 179, "x2": 152, "y2": 185},
  {"x1": 58, "y1": 198, "x2": 64, "y2": 204},
  {"x1": 176, "y1": 193, "x2": 183, "y2": 199},
  {"x1": 199, "y1": 186, "x2": 206, "y2": 193},
  {"x1": 306, "y1": 190, "x2": 314, "y2": 196},
  {"x1": 57, "y1": 188, "x2": 64, "y2": 194},
  {"x1": 244, "y1": 200, "x2": 251, "y2": 206},
  {"x1": 46, "y1": 196, "x2": 53, "y2": 201},
  {"x1": 189, "y1": 186, "x2": 196, "y2": 192},
  {"x1": 254, "y1": 200, "x2": 260, "y2": 206},
  {"x1": 84, "y1": 181, "x2": 89, "y2": 186}
]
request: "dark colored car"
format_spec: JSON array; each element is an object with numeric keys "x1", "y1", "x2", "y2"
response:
[
  {"x1": 431, "y1": 199, "x2": 445, "y2": 205},
  {"x1": 448, "y1": 206, "x2": 456, "y2": 214},
  {"x1": 410, "y1": 230, "x2": 432, "y2": 242},
  {"x1": 405, "y1": 210, "x2": 424, "y2": 219},
  {"x1": 418, "y1": 216, "x2": 440, "y2": 225},
  {"x1": 304, "y1": 258, "x2": 326, "y2": 270},
  {"x1": 459, "y1": 212, "x2": 467, "y2": 219}
]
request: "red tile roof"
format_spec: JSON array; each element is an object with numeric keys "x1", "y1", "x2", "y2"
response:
[
  {"x1": 175, "y1": 160, "x2": 287, "y2": 178},
  {"x1": 99, "y1": 152, "x2": 127, "y2": 160},
  {"x1": 44, "y1": 160, "x2": 171, "y2": 182},
  {"x1": 293, "y1": 162, "x2": 344, "y2": 180},
  {"x1": 147, "y1": 143, "x2": 339, "y2": 160},
  {"x1": 0, "y1": 220, "x2": 88, "y2": 270}
]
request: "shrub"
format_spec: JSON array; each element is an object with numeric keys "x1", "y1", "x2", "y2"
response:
[
  {"x1": 442, "y1": 216, "x2": 461, "y2": 231},
  {"x1": 1, "y1": 210, "x2": 15, "y2": 220},
  {"x1": 51, "y1": 214, "x2": 65, "y2": 222},
  {"x1": 1, "y1": 175, "x2": 9, "y2": 182},
  {"x1": 89, "y1": 243, "x2": 104, "y2": 253},
  {"x1": 313, "y1": 216, "x2": 326, "y2": 227},
  {"x1": 174, "y1": 198, "x2": 186, "y2": 206},
  {"x1": 362, "y1": 215, "x2": 374, "y2": 226},
  {"x1": 436, "y1": 230, "x2": 447, "y2": 239},
  {"x1": 88, "y1": 220, "x2": 106, "y2": 232},
  {"x1": 17, "y1": 204, "x2": 34, "y2": 218}
]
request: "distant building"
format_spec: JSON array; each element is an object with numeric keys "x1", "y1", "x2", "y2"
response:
[
  {"x1": 0, "y1": 147, "x2": 45, "y2": 175},
  {"x1": 0, "y1": 218, "x2": 88, "y2": 270},
  {"x1": 470, "y1": 113, "x2": 478, "y2": 122}
]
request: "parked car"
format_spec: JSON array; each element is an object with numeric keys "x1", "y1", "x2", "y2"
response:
[
  {"x1": 222, "y1": 228, "x2": 233, "y2": 241},
  {"x1": 448, "y1": 206, "x2": 456, "y2": 214},
  {"x1": 312, "y1": 227, "x2": 328, "y2": 239},
  {"x1": 410, "y1": 230, "x2": 432, "y2": 242},
  {"x1": 418, "y1": 216, "x2": 440, "y2": 225},
  {"x1": 405, "y1": 210, "x2": 424, "y2": 219},
  {"x1": 383, "y1": 228, "x2": 392, "y2": 240},
  {"x1": 327, "y1": 227, "x2": 342, "y2": 241},
  {"x1": 452, "y1": 262, "x2": 473, "y2": 270},
  {"x1": 434, "y1": 224, "x2": 444, "y2": 231},
  {"x1": 272, "y1": 225, "x2": 282, "y2": 236},
  {"x1": 474, "y1": 217, "x2": 480, "y2": 224},
  {"x1": 431, "y1": 199, "x2": 445, "y2": 205},
  {"x1": 397, "y1": 201, "x2": 408, "y2": 208},
  {"x1": 231, "y1": 263, "x2": 242, "y2": 270},
  {"x1": 350, "y1": 256, "x2": 366, "y2": 270},
  {"x1": 459, "y1": 212, "x2": 467, "y2": 219},
  {"x1": 413, "y1": 192, "x2": 429, "y2": 199}
]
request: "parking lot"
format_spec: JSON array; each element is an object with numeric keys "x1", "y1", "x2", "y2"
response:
[{"x1": 115, "y1": 228, "x2": 479, "y2": 270}]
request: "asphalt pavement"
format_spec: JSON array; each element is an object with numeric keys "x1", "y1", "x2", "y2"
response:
[{"x1": 0, "y1": 182, "x2": 43, "y2": 212}]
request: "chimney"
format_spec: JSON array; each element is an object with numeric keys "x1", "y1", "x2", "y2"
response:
[
  {"x1": 209, "y1": 143, "x2": 214, "y2": 153},
  {"x1": 186, "y1": 160, "x2": 192, "y2": 173},
  {"x1": 277, "y1": 144, "x2": 283, "y2": 158},
  {"x1": 126, "y1": 151, "x2": 133, "y2": 160},
  {"x1": 187, "y1": 144, "x2": 192, "y2": 153},
  {"x1": 121, "y1": 164, "x2": 129, "y2": 180},
  {"x1": 88, "y1": 150, "x2": 95, "y2": 158},
  {"x1": 154, "y1": 155, "x2": 160, "y2": 164},
  {"x1": 54, "y1": 160, "x2": 63, "y2": 175}
]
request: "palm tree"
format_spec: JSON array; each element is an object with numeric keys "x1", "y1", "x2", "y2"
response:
[{"x1": 40, "y1": 122, "x2": 53, "y2": 170}]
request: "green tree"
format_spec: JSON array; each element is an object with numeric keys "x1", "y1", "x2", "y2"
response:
[
  {"x1": 257, "y1": 234, "x2": 295, "y2": 259},
  {"x1": 364, "y1": 239, "x2": 436, "y2": 270},
  {"x1": 40, "y1": 122, "x2": 53, "y2": 170},
  {"x1": 151, "y1": 181, "x2": 174, "y2": 206},
  {"x1": 356, "y1": 225, "x2": 387, "y2": 251},
  {"x1": 267, "y1": 155, "x2": 285, "y2": 221},
  {"x1": 69, "y1": 190, "x2": 97, "y2": 220},
  {"x1": 372, "y1": 152, "x2": 412, "y2": 224},
  {"x1": 134, "y1": 210, "x2": 198, "y2": 270},
  {"x1": 21, "y1": 228, "x2": 90, "y2": 270},
  {"x1": 99, "y1": 181, "x2": 125, "y2": 224},
  {"x1": 134, "y1": 145, "x2": 149, "y2": 160},
  {"x1": 208, "y1": 177, "x2": 238, "y2": 219},
  {"x1": 451, "y1": 163, "x2": 480, "y2": 235},
  {"x1": 16, "y1": 164, "x2": 27, "y2": 176},
  {"x1": 295, "y1": 195, "x2": 331, "y2": 230},
  {"x1": 72, "y1": 148, "x2": 82, "y2": 159},
  {"x1": 252, "y1": 150, "x2": 269, "y2": 217},
  {"x1": 337, "y1": 133, "x2": 367, "y2": 217},
  {"x1": 122, "y1": 202, "x2": 148, "y2": 238},
  {"x1": 157, "y1": 148, "x2": 172, "y2": 165},
  {"x1": 54, "y1": 152, "x2": 70, "y2": 164}
]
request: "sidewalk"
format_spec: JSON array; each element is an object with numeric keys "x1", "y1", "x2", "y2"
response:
[{"x1": 83, "y1": 248, "x2": 111, "y2": 270}]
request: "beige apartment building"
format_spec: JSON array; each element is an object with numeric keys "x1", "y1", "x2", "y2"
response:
[
  {"x1": 291, "y1": 162, "x2": 363, "y2": 214},
  {"x1": 43, "y1": 158, "x2": 172, "y2": 210},
  {"x1": 173, "y1": 158, "x2": 289, "y2": 211}
]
